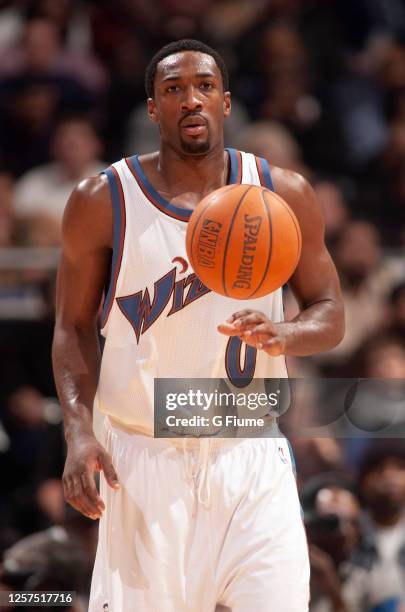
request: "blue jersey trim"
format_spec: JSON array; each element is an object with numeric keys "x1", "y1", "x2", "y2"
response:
[
  {"x1": 127, "y1": 155, "x2": 193, "y2": 221},
  {"x1": 125, "y1": 148, "x2": 242, "y2": 222},
  {"x1": 226, "y1": 147, "x2": 241, "y2": 184},
  {"x1": 258, "y1": 156, "x2": 275, "y2": 191},
  {"x1": 101, "y1": 167, "x2": 126, "y2": 327}
]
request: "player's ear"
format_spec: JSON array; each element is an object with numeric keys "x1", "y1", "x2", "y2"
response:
[
  {"x1": 223, "y1": 92, "x2": 231, "y2": 118},
  {"x1": 147, "y1": 98, "x2": 159, "y2": 123}
]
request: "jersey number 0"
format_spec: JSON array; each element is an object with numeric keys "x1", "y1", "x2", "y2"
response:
[{"x1": 225, "y1": 336, "x2": 257, "y2": 388}]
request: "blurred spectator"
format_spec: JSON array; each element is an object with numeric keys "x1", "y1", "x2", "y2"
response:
[
  {"x1": 0, "y1": 167, "x2": 59, "y2": 324},
  {"x1": 0, "y1": 18, "x2": 63, "y2": 77},
  {"x1": 14, "y1": 115, "x2": 104, "y2": 228},
  {"x1": 313, "y1": 180, "x2": 350, "y2": 243},
  {"x1": 28, "y1": 0, "x2": 97, "y2": 60},
  {"x1": 0, "y1": 16, "x2": 107, "y2": 94},
  {"x1": 337, "y1": 344, "x2": 405, "y2": 461},
  {"x1": 0, "y1": 527, "x2": 88, "y2": 610},
  {"x1": 342, "y1": 442, "x2": 405, "y2": 610},
  {"x1": 15, "y1": 214, "x2": 61, "y2": 248},
  {"x1": 315, "y1": 220, "x2": 404, "y2": 369},
  {"x1": 352, "y1": 333, "x2": 405, "y2": 379},
  {"x1": 0, "y1": 18, "x2": 97, "y2": 176},
  {"x1": 238, "y1": 120, "x2": 310, "y2": 177},
  {"x1": 372, "y1": 120, "x2": 405, "y2": 245},
  {"x1": 0, "y1": 386, "x2": 64, "y2": 537},
  {"x1": 292, "y1": 438, "x2": 345, "y2": 487},
  {"x1": 0, "y1": 76, "x2": 60, "y2": 176},
  {"x1": 332, "y1": 71, "x2": 387, "y2": 170},
  {"x1": 206, "y1": 0, "x2": 271, "y2": 44},
  {"x1": 104, "y1": 32, "x2": 148, "y2": 159},
  {"x1": 157, "y1": 0, "x2": 214, "y2": 42},
  {"x1": 236, "y1": 15, "x2": 346, "y2": 173},
  {"x1": 0, "y1": 170, "x2": 17, "y2": 248},
  {"x1": 0, "y1": 2, "x2": 24, "y2": 52},
  {"x1": 386, "y1": 282, "x2": 405, "y2": 342},
  {"x1": 302, "y1": 472, "x2": 361, "y2": 612}
]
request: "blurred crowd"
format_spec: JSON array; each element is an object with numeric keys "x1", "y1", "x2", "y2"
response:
[{"x1": 0, "y1": 0, "x2": 405, "y2": 610}]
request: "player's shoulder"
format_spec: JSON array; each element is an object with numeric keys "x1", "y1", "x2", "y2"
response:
[
  {"x1": 62, "y1": 173, "x2": 112, "y2": 249},
  {"x1": 64, "y1": 172, "x2": 111, "y2": 219},
  {"x1": 269, "y1": 165, "x2": 323, "y2": 227},
  {"x1": 74, "y1": 172, "x2": 110, "y2": 201},
  {"x1": 270, "y1": 166, "x2": 309, "y2": 197},
  {"x1": 271, "y1": 165, "x2": 317, "y2": 205}
]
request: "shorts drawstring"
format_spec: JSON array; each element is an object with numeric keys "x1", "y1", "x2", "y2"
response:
[{"x1": 182, "y1": 438, "x2": 212, "y2": 510}]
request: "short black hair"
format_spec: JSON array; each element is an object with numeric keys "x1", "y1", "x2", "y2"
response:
[{"x1": 144, "y1": 39, "x2": 229, "y2": 98}]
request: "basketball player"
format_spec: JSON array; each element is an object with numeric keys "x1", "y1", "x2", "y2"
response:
[{"x1": 52, "y1": 40, "x2": 344, "y2": 611}]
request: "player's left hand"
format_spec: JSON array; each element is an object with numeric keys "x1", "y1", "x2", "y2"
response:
[{"x1": 217, "y1": 309, "x2": 287, "y2": 356}]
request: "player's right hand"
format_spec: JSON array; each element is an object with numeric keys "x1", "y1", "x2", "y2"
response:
[{"x1": 62, "y1": 433, "x2": 119, "y2": 520}]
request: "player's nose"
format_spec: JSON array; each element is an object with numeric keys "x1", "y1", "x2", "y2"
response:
[{"x1": 181, "y1": 85, "x2": 203, "y2": 111}]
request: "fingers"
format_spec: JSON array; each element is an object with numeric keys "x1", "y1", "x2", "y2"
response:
[
  {"x1": 98, "y1": 452, "x2": 120, "y2": 490},
  {"x1": 233, "y1": 312, "x2": 268, "y2": 329},
  {"x1": 63, "y1": 473, "x2": 101, "y2": 520},
  {"x1": 219, "y1": 311, "x2": 276, "y2": 336},
  {"x1": 63, "y1": 451, "x2": 118, "y2": 520},
  {"x1": 226, "y1": 309, "x2": 253, "y2": 323},
  {"x1": 218, "y1": 312, "x2": 270, "y2": 336},
  {"x1": 81, "y1": 470, "x2": 105, "y2": 515},
  {"x1": 217, "y1": 322, "x2": 243, "y2": 336},
  {"x1": 241, "y1": 323, "x2": 277, "y2": 344},
  {"x1": 218, "y1": 310, "x2": 286, "y2": 354}
]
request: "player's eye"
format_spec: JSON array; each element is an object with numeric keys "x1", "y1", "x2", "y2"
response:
[
  {"x1": 166, "y1": 85, "x2": 180, "y2": 93},
  {"x1": 200, "y1": 81, "x2": 214, "y2": 90}
]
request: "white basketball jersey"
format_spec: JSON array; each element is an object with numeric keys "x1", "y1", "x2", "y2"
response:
[{"x1": 96, "y1": 149, "x2": 288, "y2": 433}]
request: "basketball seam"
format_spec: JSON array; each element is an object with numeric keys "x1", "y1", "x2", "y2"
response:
[
  {"x1": 221, "y1": 185, "x2": 253, "y2": 297},
  {"x1": 247, "y1": 189, "x2": 272, "y2": 298},
  {"x1": 188, "y1": 184, "x2": 240, "y2": 273}
]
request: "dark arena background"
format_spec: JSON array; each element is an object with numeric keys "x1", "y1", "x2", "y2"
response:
[{"x1": 1, "y1": 1, "x2": 405, "y2": 610}]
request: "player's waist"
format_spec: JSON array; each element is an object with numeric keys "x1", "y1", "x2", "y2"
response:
[
  {"x1": 107, "y1": 414, "x2": 279, "y2": 450},
  {"x1": 107, "y1": 415, "x2": 240, "y2": 449}
]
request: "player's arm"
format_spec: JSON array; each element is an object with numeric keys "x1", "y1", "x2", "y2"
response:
[
  {"x1": 218, "y1": 169, "x2": 345, "y2": 356},
  {"x1": 52, "y1": 176, "x2": 119, "y2": 520}
]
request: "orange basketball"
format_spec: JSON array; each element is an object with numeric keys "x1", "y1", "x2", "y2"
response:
[{"x1": 186, "y1": 184, "x2": 302, "y2": 299}]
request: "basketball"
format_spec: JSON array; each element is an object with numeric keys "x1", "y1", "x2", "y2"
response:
[{"x1": 186, "y1": 184, "x2": 302, "y2": 299}]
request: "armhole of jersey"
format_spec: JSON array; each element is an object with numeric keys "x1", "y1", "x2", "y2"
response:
[
  {"x1": 226, "y1": 147, "x2": 243, "y2": 184},
  {"x1": 255, "y1": 155, "x2": 275, "y2": 191},
  {"x1": 100, "y1": 166, "x2": 126, "y2": 329}
]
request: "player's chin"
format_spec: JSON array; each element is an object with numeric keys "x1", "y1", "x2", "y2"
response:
[{"x1": 180, "y1": 137, "x2": 210, "y2": 155}]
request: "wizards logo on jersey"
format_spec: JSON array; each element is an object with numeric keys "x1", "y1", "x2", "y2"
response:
[{"x1": 116, "y1": 266, "x2": 211, "y2": 343}]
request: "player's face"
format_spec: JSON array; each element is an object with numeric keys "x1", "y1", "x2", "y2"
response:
[{"x1": 148, "y1": 51, "x2": 231, "y2": 155}]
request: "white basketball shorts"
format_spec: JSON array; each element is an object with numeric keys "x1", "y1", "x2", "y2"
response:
[{"x1": 89, "y1": 417, "x2": 309, "y2": 611}]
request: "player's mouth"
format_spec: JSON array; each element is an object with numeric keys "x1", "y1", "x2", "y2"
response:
[{"x1": 180, "y1": 115, "x2": 207, "y2": 136}]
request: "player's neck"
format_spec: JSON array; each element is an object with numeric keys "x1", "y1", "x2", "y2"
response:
[{"x1": 156, "y1": 143, "x2": 228, "y2": 197}]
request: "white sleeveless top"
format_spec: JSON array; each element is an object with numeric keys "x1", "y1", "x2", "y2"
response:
[{"x1": 95, "y1": 148, "x2": 288, "y2": 433}]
